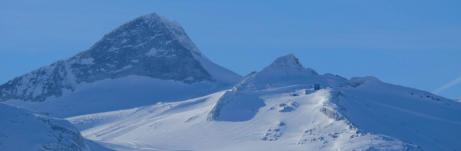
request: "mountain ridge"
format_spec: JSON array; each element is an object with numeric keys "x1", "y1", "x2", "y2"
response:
[
  {"x1": 0, "y1": 12, "x2": 240, "y2": 102},
  {"x1": 1, "y1": 12, "x2": 460, "y2": 151},
  {"x1": 64, "y1": 54, "x2": 461, "y2": 151}
]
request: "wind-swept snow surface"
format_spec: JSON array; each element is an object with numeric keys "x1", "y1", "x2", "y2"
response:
[
  {"x1": 0, "y1": 103, "x2": 112, "y2": 151},
  {"x1": 336, "y1": 78, "x2": 461, "y2": 151},
  {"x1": 67, "y1": 55, "x2": 461, "y2": 151},
  {"x1": 68, "y1": 89, "x2": 417, "y2": 151}
]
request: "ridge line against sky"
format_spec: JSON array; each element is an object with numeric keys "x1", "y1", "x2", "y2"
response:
[
  {"x1": 433, "y1": 75, "x2": 461, "y2": 95},
  {"x1": 1, "y1": 0, "x2": 460, "y2": 99}
]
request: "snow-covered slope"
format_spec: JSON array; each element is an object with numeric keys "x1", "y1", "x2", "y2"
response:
[
  {"x1": 1, "y1": 12, "x2": 459, "y2": 151},
  {"x1": 0, "y1": 103, "x2": 111, "y2": 151},
  {"x1": 67, "y1": 54, "x2": 460, "y2": 151},
  {"x1": 69, "y1": 90, "x2": 421, "y2": 151},
  {"x1": 210, "y1": 54, "x2": 347, "y2": 122},
  {"x1": 5, "y1": 76, "x2": 230, "y2": 117},
  {"x1": 336, "y1": 78, "x2": 461, "y2": 151},
  {"x1": 0, "y1": 13, "x2": 240, "y2": 117}
]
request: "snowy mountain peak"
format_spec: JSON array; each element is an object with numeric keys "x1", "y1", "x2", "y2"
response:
[
  {"x1": 260, "y1": 54, "x2": 318, "y2": 76},
  {"x1": 207, "y1": 54, "x2": 460, "y2": 151},
  {"x1": 232, "y1": 54, "x2": 322, "y2": 91},
  {"x1": 86, "y1": 12, "x2": 199, "y2": 56},
  {"x1": 211, "y1": 55, "x2": 333, "y2": 121},
  {"x1": 136, "y1": 12, "x2": 200, "y2": 54},
  {"x1": 264, "y1": 54, "x2": 304, "y2": 71},
  {"x1": 69, "y1": 11, "x2": 215, "y2": 84},
  {"x1": 268, "y1": 54, "x2": 304, "y2": 70},
  {"x1": 138, "y1": 12, "x2": 162, "y2": 22},
  {"x1": 0, "y1": 12, "x2": 240, "y2": 102}
]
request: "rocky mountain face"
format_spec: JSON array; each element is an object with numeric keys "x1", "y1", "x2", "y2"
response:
[{"x1": 0, "y1": 13, "x2": 240, "y2": 102}]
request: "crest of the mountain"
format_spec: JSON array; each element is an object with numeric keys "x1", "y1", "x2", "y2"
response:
[
  {"x1": 261, "y1": 54, "x2": 309, "y2": 74},
  {"x1": 235, "y1": 54, "x2": 339, "y2": 91},
  {"x1": 211, "y1": 54, "x2": 345, "y2": 121},
  {"x1": 0, "y1": 13, "x2": 240, "y2": 102},
  {"x1": 207, "y1": 54, "x2": 459, "y2": 150},
  {"x1": 71, "y1": 13, "x2": 213, "y2": 83}
]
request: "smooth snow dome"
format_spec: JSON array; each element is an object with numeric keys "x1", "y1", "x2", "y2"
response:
[{"x1": 0, "y1": 104, "x2": 90, "y2": 151}]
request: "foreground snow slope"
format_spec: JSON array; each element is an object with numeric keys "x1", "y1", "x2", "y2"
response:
[
  {"x1": 0, "y1": 103, "x2": 113, "y2": 151},
  {"x1": 68, "y1": 55, "x2": 460, "y2": 151},
  {"x1": 1, "y1": 13, "x2": 240, "y2": 117},
  {"x1": 70, "y1": 89, "x2": 417, "y2": 151}
]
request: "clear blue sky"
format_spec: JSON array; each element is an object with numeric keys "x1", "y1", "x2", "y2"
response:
[{"x1": 1, "y1": 0, "x2": 460, "y2": 99}]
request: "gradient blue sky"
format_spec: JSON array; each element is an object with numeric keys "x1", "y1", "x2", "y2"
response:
[{"x1": 1, "y1": 0, "x2": 460, "y2": 99}]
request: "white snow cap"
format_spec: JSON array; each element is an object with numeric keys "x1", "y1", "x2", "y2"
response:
[
  {"x1": 268, "y1": 54, "x2": 304, "y2": 70},
  {"x1": 234, "y1": 54, "x2": 322, "y2": 91},
  {"x1": 261, "y1": 54, "x2": 317, "y2": 75}
]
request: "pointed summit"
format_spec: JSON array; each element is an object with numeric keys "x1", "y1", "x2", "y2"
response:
[
  {"x1": 234, "y1": 54, "x2": 321, "y2": 91},
  {"x1": 268, "y1": 54, "x2": 304, "y2": 71},
  {"x1": 0, "y1": 12, "x2": 240, "y2": 102},
  {"x1": 132, "y1": 12, "x2": 200, "y2": 54},
  {"x1": 260, "y1": 54, "x2": 317, "y2": 75},
  {"x1": 85, "y1": 12, "x2": 199, "y2": 56},
  {"x1": 68, "y1": 12, "x2": 213, "y2": 84},
  {"x1": 137, "y1": 12, "x2": 162, "y2": 21}
]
